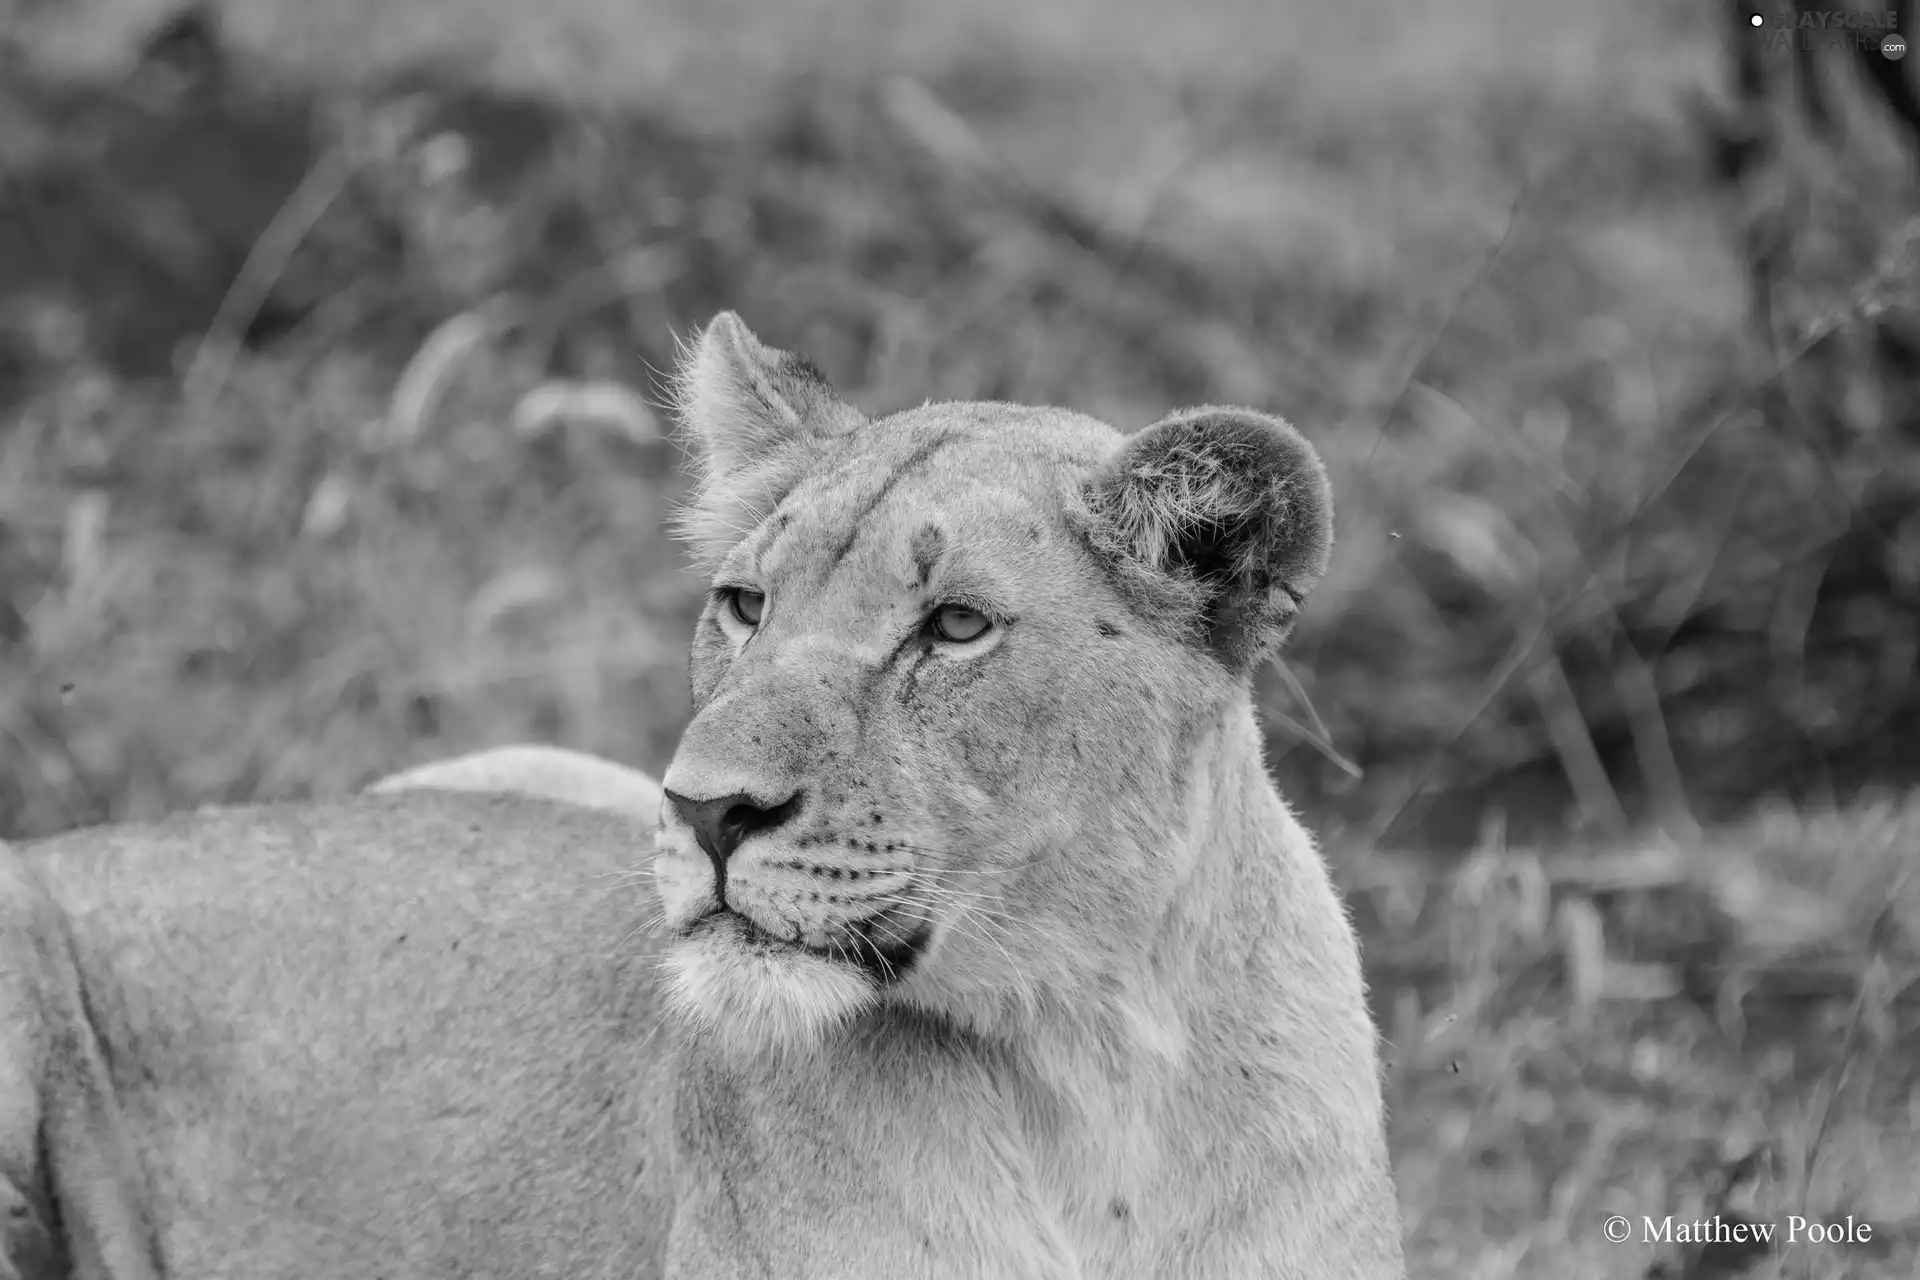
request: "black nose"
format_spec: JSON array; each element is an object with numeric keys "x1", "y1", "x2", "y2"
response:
[{"x1": 665, "y1": 788, "x2": 803, "y2": 894}]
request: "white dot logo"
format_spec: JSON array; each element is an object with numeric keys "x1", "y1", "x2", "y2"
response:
[{"x1": 1749, "y1": 12, "x2": 1764, "y2": 27}]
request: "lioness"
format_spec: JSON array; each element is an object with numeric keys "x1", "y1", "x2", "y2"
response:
[{"x1": 0, "y1": 313, "x2": 1404, "y2": 1278}]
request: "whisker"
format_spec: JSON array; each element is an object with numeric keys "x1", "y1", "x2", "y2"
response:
[
  {"x1": 890, "y1": 876, "x2": 1024, "y2": 918},
  {"x1": 883, "y1": 888, "x2": 1020, "y2": 934},
  {"x1": 862, "y1": 887, "x2": 1023, "y2": 967},
  {"x1": 880, "y1": 844, "x2": 1062, "y2": 878},
  {"x1": 941, "y1": 901, "x2": 1027, "y2": 980}
]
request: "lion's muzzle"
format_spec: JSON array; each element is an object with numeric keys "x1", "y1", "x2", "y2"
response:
[{"x1": 657, "y1": 784, "x2": 933, "y2": 987}]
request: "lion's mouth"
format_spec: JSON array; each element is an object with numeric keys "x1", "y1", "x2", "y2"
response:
[{"x1": 684, "y1": 907, "x2": 928, "y2": 983}]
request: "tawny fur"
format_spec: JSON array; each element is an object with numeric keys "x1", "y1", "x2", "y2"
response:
[{"x1": 0, "y1": 312, "x2": 1403, "y2": 1279}]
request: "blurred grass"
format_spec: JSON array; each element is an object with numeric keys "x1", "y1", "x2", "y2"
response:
[
  {"x1": 1375, "y1": 796, "x2": 1920, "y2": 1276},
  {"x1": 3, "y1": 0, "x2": 1920, "y2": 1273}
]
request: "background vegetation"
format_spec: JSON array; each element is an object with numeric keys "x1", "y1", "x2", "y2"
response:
[{"x1": 2, "y1": 0, "x2": 1917, "y2": 1273}]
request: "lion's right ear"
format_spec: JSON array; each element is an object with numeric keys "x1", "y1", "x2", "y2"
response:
[{"x1": 671, "y1": 313, "x2": 865, "y2": 569}]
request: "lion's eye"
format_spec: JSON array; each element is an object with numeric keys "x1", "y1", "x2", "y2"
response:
[
  {"x1": 725, "y1": 588, "x2": 765, "y2": 627},
  {"x1": 929, "y1": 604, "x2": 991, "y2": 644}
]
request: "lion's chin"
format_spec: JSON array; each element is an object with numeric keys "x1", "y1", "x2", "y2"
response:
[{"x1": 660, "y1": 916, "x2": 878, "y2": 1059}]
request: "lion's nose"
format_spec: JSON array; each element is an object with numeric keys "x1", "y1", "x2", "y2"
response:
[{"x1": 665, "y1": 788, "x2": 803, "y2": 892}]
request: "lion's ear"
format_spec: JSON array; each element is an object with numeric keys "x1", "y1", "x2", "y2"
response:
[
  {"x1": 1083, "y1": 407, "x2": 1333, "y2": 675},
  {"x1": 671, "y1": 313, "x2": 865, "y2": 568}
]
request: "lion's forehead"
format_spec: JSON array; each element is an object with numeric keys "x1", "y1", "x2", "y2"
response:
[{"x1": 746, "y1": 403, "x2": 1121, "y2": 590}]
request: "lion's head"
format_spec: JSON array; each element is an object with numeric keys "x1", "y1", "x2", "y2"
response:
[{"x1": 653, "y1": 313, "x2": 1333, "y2": 1060}]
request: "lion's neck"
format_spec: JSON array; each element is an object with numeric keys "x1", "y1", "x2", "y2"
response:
[
  {"x1": 985, "y1": 703, "x2": 1389, "y2": 1269},
  {"x1": 1009, "y1": 702, "x2": 1343, "y2": 1106}
]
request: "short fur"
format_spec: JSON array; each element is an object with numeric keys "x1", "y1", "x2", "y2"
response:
[{"x1": 0, "y1": 314, "x2": 1403, "y2": 1279}]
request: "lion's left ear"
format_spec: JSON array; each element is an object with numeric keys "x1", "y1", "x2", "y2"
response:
[
  {"x1": 1082, "y1": 407, "x2": 1333, "y2": 675},
  {"x1": 671, "y1": 313, "x2": 865, "y2": 569}
]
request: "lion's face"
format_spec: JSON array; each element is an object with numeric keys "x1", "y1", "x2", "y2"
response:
[
  {"x1": 655, "y1": 405, "x2": 1206, "y2": 1052},
  {"x1": 653, "y1": 315, "x2": 1332, "y2": 1058}
]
